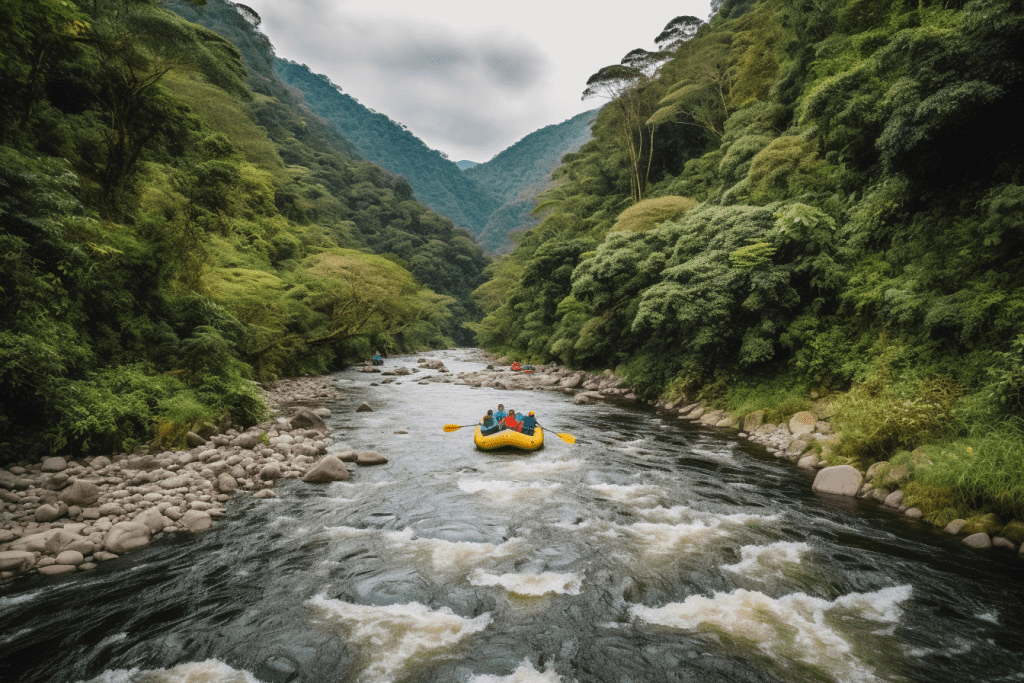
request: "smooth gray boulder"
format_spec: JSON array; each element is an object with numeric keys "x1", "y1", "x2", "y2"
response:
[
  {"x1": 253, "y1": 488, "x2": 277, "y2": 499},
  {"x1": 230, "y1": 433, "x2": 259, "y2": 449},
  {"x1": 59, "y1": 480, "x2": 100, "y2": 507},
  {"x1": 301, "y1": 456, "x2": 350, "y2": 483},
  {"x1": 962, "y1": 533, "x2": 992, "y2": 549},
  {"x1": 180, "y1": 510, "x2": 212, "y2": 532},
  {"x1": 55, "y1": 550, "x2": 84, "y2": 566},
  {"x1": 811, "y1": 465, "x2": 863, "y2": 497},
  {"x1": 289, "y1": 409, "x2": 328, "y2": 432},
  {"x1": 217, "y1": 473, "x2": 238, "y2": 494},
  {"x1": 260, "y1": 463, "x2": 282, "y2": 480},
  {"x1": 160, "y1": 474, "x2": 191, "y2": 489},
  {"x1": 355, "y1": 403, "x2": 374, "y2": 413},
  {"x1": 0, "y1": 551, "x2": 36, "y2": 573},
  {"x1": 104, "y1": 521, "x2": 152, "y2": 554},
  {"x1": 797, "y1": 454, "x2": 819, "y2": 469},
  {"x1": 185, "y1": 431, "x2": 207, "y2": 448},
  {"x1": 335, "y1": 450, "x2": 358, "y2": 462},
  {"x1": 34, "y1": 504, "x2": 61, "y2": 522},
  {"x1": 136, "y1": 507, "x2": 171, "y2": 534},
  {"x1": 741, "y1": 411, "x2": 764, "y2": 432},
  {"x1": 355, "y1": 451, "x2": 388, "y2": 466},
  {"x1": 883, "y1": 490, "x2": 905, "y2": 508},
  {"x1": 41, "y1": 457, "x2": 68, "y2": 472},
  {"x1": 944, "y1": 519, "x2": 967, "y2": 534},
  {"x1": 789, "y1": 412, "x2": 818, "y2": 436}
]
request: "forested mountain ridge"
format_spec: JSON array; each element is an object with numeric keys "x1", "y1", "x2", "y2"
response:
[
  {"x1": 466, "y1": 109, "x2": 598, "y2": 253},
  {"x1": 0, "y1": 0, "x2": 489, "y2": 459},
  {"x1": 273, "y1": 58, "x2": 502, "y2": 237},
  {"x1": 473, "y1": 0, "x2": 1024, "y2": 523}
]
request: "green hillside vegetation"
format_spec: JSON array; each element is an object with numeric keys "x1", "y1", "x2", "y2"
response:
[
  {"x1": 472, "y1": 0, "x2": 1024, "y2": 522},
  {"x1": 466, "y1": 109, "x2": 598, "y2": 253},
  {"x1": 0, "y1": 0, "x2": 488, "y2": 460},
  {"x1": 273, "y1": 58, "x2": 501, "y2": 237}
]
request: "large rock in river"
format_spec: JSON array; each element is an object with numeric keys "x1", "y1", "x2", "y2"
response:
[
  {"x1": 302, "y1": 456, "x2": 350, "y2": 483},
  {"x1": 288, "y1": 409, "x2": 328, "y2": 432},
  {"x1": 355, "y1": 451, "x2": 388, "y2": 466},
  {"x1": 104, "y1": 521, "x2": 152, "y2": 554},
  {"x1": 812, "y1": 465, "x2": 863, "y2": 497}
]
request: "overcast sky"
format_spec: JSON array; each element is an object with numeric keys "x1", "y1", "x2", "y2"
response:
[{"x1": 239, "y1": 0, "x2": 712, "y2": 163}]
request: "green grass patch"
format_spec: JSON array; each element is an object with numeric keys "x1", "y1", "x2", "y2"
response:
[{"x1": 726, "y1": 375, "x2": 812, "y2": 424}]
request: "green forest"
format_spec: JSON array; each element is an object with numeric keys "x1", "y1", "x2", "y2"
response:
[
  {"x1": 0, "y1": 0, "x2": 489, "y2": 460},
  {"x1": 472, "y1": 0, "x2": 1024, "y2": 522}
]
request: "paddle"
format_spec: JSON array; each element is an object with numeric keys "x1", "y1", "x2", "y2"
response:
[
  {"x1": 443, "y1": 424, "x2": 476, "y2": 432},
  {"x1": 535, "y1": 424, "x2": 576, "y2": 444}
]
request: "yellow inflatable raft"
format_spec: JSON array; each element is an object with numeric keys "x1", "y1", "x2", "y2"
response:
[{"x1": 474, "y1": 426, "x2": 544, "y2": 452}]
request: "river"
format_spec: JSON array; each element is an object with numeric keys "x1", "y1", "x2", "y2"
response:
[{"x1": 2, "y1": 350, "x2": 1023, "y2": 683}]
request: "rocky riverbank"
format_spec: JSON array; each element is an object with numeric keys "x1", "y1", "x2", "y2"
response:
[
  {"x1": 436, "y1": 356, "x2": 1024, "y2": 560},
  {"x1": 0, "y1": 377, "x2": 383, "y2": 583}
]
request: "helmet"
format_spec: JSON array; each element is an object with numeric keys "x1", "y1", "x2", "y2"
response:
[{"x1": 529, "y1": 411, "x2": 535, "y2": 416}]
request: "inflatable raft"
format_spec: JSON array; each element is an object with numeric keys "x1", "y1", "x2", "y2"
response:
[{"x1": 474, "y1": 426, "x2": 544, "y2": 452}]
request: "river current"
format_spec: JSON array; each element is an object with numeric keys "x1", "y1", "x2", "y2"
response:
[{"x1": 2, "y1": 350, "x2": 1023, "y2": 683}]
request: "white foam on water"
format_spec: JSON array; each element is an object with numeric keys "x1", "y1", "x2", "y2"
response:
[
  {"x1": 469, "y1": 569, "x2": 583, "y2": 596},
  {"x1": 719, "y1": 512, "x2": 779, "y2": 524},
  {"x1": 96, "y1": 631, "x2": 128, "y2": 649},
  {"x1": 502, "y1": 458, "x2": 583, "y2": 476},
  {"x1": 468, "y1": 658, "x2": 567, "y2": 683},
  {"x1": 634, "y1": 505, "x2": 692, "y2": 523},
  {"x1": 0, "y1": 590, "x2": 43, "y2": 611},
  {"x1": 459, "y1": 479, "x2": 562, "y2": 501},
  {"x1": 308, "y1": 596, "x2": 492, "y2": 682},
  {"x1": 76, "y1": 659, "x2": 261, "y2": 683},
  {"x1": 589, "y1": 484, "x2": 662, "y2": 505},
  {"x1": 325, "y1": 524, "x2": 378, "y2": 538},
  {"x1": 630, "y1": 585, "x2": 912, "y2": 683},
  {"x1": 977, "y1": 611, "x2": 999, "y2": 624},
  {"x1": 383, "y1": 530, "x2": 526, "y2": 573},
  {"x1": 722, "y1": 541, "x2": 811, "y2": 576},
  {"x1": 0, "y1": 627, "x2": 31, "y2": 645},
  {"x1": 617, "y1": 519, "x2": 727, "y2": 554},
  {"x1": 325, "y1": 526, "x2": 526, "y2": 573}
]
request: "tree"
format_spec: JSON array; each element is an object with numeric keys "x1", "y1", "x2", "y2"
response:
[
  {"x1": 582, "y1": 64, "x2": 659, "y2": 203},
  {"x1": 655, "y1": 16, "x2": 704, "y2": 52}
]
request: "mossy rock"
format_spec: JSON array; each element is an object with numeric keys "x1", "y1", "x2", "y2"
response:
[
  {"x1": 962, "y1": 513, "x2": 1003, "y2": 536},
  {"x1": 865, "y1": 461, "x2": 887, "y2": 482},
  {"x1": 996, "y1": 519, "x2": 1024, "y2": 545}
]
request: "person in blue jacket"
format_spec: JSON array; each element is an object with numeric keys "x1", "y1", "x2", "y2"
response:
[
  {"x1": 520, "y1": 411, "x2": 538, "y2": 436},
  {"x1": 494, "y1": 403, "x2": 508, "y2": 427},
  {"x1": 480, "y1": 410, "x2": 500, "y2": 436}
]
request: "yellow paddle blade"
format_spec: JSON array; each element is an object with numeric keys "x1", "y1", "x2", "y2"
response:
[
  {"x1": 555, "y1": 432, "x2": 576, "y2": 444},
  {"x1": 443, "y1": 424, "x2": 467, "y2": 432}
]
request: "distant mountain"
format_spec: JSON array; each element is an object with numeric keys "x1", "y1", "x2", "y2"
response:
[
  {"x1": 274, "y1": 59, "x2": 499, "y2": 235},
  {"x1": 465, "y1": 109, "x2": 598, "y2": 253},
  {"x1": 266, "y1": 58, "x2": 596, "y2": 254}
]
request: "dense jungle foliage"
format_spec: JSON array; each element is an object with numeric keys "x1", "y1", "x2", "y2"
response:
[
  {"x1": 465, "y1": 109, "x2": 598, "y2": 253},
  {"x1": 0, "y1": 0, "x2": 489, "y2": 460},
  {"x1": 473, "y1": 0, "x2": 1024, "y2": 520}
]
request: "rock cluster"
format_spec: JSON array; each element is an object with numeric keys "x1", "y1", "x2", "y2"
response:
[{"x1": 1, "y1": 379, "x2": 389, "y2": 583}]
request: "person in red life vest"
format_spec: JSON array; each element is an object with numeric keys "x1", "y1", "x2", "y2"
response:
[
  {"x1": 510, "y1": 361, "x2": 522, "y2": 371},
  {"x1": 504, "y1": 409, "x2": 523, "y2": 432}
]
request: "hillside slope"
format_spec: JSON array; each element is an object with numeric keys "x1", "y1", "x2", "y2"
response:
[
  {"x1": 273, "y1": 58, "x2": 500, "y2": 235},
  {"x1": 466, "y1": 109, "x2": 598, "y2": 253}
]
